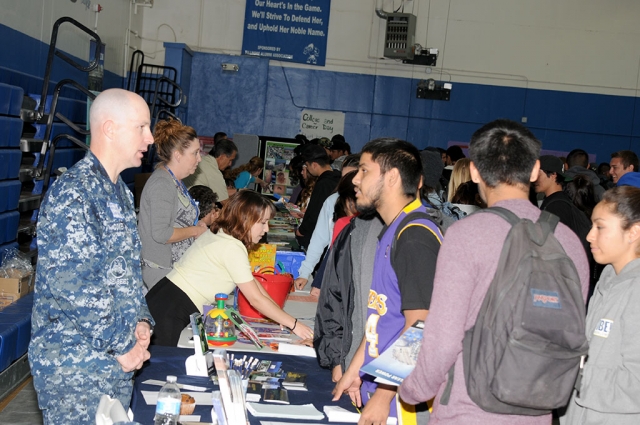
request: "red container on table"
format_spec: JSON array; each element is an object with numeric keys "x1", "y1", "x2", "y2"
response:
[{"x1": 237, "y1": 272, "x2": 293, "y2": 319}]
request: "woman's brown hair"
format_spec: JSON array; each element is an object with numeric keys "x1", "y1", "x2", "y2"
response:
[
  {"x1": 154, "y1": 118, "x2": 198, "y2": 163},
  {"x1": 211, "y1": 190, "x2": 275, "y2": 250},
  {"x1": 224, "y1": 156, "x2": 264, "y2": 180}
]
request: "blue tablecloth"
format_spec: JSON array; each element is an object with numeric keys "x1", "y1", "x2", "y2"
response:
[{"x1": 131, "y1": 345, "x2": 354, "y2": 424}]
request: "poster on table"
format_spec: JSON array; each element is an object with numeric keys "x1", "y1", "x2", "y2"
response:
[
  {"x1": 242, "y1": 0, "x2": 331, "y2": 66},
  {"x1": 299, "y1": 109, "x2": 345, "y2": 140},
  {"x1": 262, "y1": 140, "x2": 299, "y2": 197}
]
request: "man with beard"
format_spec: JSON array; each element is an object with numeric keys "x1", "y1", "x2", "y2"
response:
[{"x1": 332, "y1": 138, "x2": 442, "y2": 425}]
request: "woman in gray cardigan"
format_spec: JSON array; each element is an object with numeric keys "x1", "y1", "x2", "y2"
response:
[
  {"x1": 138, "y1": 119, "x2": 208, "y2": 290},
  {"x1": 561, "y1": 186, "x2": 640, "y2": 425}
]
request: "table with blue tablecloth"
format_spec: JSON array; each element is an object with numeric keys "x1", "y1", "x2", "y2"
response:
[{"x1": 131, "y1": 345, "x2": 355, "y2": 424}]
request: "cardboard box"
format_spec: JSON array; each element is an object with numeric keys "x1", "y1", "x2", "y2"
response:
[{"x1": 0, "y1": 273, "x2": 33, "y2": 309}]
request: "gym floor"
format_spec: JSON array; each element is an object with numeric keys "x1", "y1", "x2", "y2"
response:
[{"x1": 0, "y1": 378, "x2": 43, "y2": 425}]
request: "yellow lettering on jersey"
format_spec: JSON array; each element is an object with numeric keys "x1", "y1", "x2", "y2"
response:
[
  {"x1": 366, "y1": 314, "x2": 380, "y2": 357},
  {"x1": 367, "y1": 289, "x2": 388, "y2": 316},
  {"x1": 368, "y1": 289, "x2": 377, "y2": 308}
]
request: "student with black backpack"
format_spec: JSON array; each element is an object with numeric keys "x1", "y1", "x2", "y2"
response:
[{"x1": 399, "y1": 119, "x2": 591, "y2": 424}]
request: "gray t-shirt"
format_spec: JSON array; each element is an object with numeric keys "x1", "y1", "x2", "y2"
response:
[
  {"x1": 138, "y1": 167, "x2": 198, "y2": 289},
  {"x1": 346, "y1": 215, "x2": 384, "y2": 368}
]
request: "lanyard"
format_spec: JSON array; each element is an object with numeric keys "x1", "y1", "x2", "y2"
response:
[{"x1": 164, "y1": 165, "x2": 199, "y2": 225}]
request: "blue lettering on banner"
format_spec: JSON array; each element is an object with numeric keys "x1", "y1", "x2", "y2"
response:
[
  {"x1": 530, "y1": 289, "x2": 562, "y2": 309},
  {"x1": 242, "y1": 0, "x2": 331, "y2": 66}
]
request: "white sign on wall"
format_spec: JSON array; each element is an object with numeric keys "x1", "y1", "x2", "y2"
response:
[{"x1": 300, "y1": 109, "x2": 345, "y2": 140}]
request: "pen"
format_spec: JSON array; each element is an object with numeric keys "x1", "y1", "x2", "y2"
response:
[{"x1": 352, "y1": 401, "x2": 361, "y2": 414}]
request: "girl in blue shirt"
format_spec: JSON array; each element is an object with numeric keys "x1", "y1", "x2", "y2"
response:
[{"x1": 226, "y1": 156, "x2": 269, "y2": 190}]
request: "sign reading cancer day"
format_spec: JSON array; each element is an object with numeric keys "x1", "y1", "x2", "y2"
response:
[
  {"x1": 242, "y1": 0, "x2": 331, "y2": 66},
  {"x1": 300, "y1": 109, "x2": 345, "y2": 140}
]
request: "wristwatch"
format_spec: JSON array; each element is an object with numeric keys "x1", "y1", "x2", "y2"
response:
[{"x1": 138, "y1": 318, "x2": 154, "y2": 335}]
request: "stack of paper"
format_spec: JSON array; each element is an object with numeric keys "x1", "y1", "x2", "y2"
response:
[
  {"x1": 277, "y1": 342, "x2": 316, "y2": 358},
  {"x1": 246, "y1": 403, "x2": 324, "y2": 420}
]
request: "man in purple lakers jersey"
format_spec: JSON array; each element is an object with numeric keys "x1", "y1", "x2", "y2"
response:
[{"x1": 333, "y1": 138, "x2": 442, "y2": 425}]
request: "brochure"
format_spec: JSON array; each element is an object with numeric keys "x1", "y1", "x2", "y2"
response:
[
  {"x1": 225, "y1": 308, "x2": 265, "y2": 349},
  {"x1": 359, "y1": 320, "x2": 424, "y2": 386}
]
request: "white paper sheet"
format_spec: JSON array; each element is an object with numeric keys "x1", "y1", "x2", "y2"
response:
[
  {"x1": 261, "y1": 422, "x2": 324, "y2": 425},
  {"x1": 277, "y1": 342, "x2": 317, "y2": 357},
  {"x1": 323, "y1": 406, "x2": 397, "y2": 425},
  {"x1": 141, "y1": 379, "x2": 208, "y2": 392},
  {"x1": 247, "y1": 403, "x2": 324, "y2": 420}
]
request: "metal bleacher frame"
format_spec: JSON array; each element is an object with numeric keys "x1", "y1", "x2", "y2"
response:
[
  {"x1": 126, "y1": 50, "x2": 184, "y2": 172},
  {"x1": 17, "y1": 17, "x2": 100, "y2": 258},
  {"x1": 134, "y1": 63, "x2": 178, "y2": 117}
]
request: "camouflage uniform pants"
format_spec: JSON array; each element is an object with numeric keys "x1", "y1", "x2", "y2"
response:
[{"x1": 33, "y1": 369, "x2": 133, "y2": 425}]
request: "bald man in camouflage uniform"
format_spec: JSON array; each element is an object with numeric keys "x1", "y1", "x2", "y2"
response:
[{"x1": 29, "y1": 89, "x2": 155, "y2": 424}]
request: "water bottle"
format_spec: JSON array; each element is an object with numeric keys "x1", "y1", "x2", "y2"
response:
[{"x1": 154, "y1": 375, "x2": 181, "y2": 425}]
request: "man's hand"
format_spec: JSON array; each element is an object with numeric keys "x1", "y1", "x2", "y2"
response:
[
  {"x1": 357, "y1": 386, "x2": 395, "y2": 425},
  {"x1": 116, "y1": 342, "x2": 150, "y2": 372},
  {"x1": 332, "y1": 368, "x2": 362, "y2": 407},
  {"x1": 310, "y1": 287, "x2": 320, "y2": 297},
  {"x1": 294, "y1": 277, "x2": 308, "y2": 291},
  {"x1": 135, "y1": 321, "x2": 152, "y2": 350}
]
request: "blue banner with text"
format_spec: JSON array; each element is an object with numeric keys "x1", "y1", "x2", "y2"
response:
[{"x1": 242, "y1": 0, "x2": 331, "y2": 66}]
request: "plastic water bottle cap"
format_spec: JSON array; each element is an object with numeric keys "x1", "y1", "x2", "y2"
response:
[{"x1": 166, "y1": 375, "x2": 177, "y2": 383}]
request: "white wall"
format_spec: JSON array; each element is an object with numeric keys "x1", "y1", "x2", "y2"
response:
[
  {"x1": 4, "y1": 0, "x2": 639, "y2": 95},
  {"x1": 139, "y1": 0, "x2": 640, "y2": 96},
  {"x1": 0, "y1": 0, "x2": 144, "y2": 77}
]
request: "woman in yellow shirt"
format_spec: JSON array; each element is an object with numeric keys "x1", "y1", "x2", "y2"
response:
[{"x1": 146, "y1": 190, "x2": 313, "y2": 346}]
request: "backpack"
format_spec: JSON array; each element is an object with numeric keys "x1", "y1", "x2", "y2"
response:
[
  {"x1": 440, "y1": 201, "x2": 468, "y2": 220},
  {"x1": 442, "y1": 207, "x2": 589, "y2": 415},
  {"x1": 424, "y1": 192, "x2": 466, "y2": 234}
]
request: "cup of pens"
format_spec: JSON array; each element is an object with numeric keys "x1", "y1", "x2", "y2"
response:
[{"x1": 229, "y1": 353, "x2": 260, "y2": 380}]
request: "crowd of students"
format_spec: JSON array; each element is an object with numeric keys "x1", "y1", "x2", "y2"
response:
[
  {"x1": 286, "y1": 125, "x2": 640, "y2": 425},
  {"x1": 135, "y1": 116, "x2": 640, "y2": 424}
]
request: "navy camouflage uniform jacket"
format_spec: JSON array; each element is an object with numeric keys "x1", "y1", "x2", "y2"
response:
[{"x1": 29, "y1": 151, "x2": 154, "y2": 405}]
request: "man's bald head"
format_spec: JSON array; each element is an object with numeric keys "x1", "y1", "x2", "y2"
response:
[
  {"x1": 87, "y1": 89, "x2": 153, "y2": 181},
  {"x1": 89, "y1": 89, "x2": 146, "y2": 136}
]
